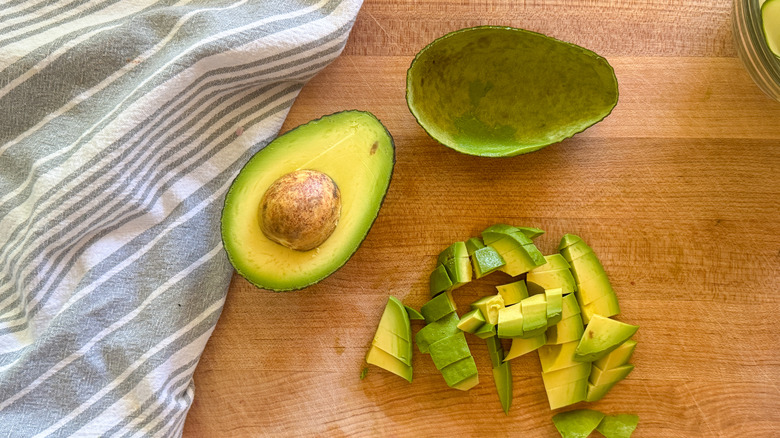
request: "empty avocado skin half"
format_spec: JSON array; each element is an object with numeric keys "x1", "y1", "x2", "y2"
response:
[
  {"x1": 406, "y1": 26, "x2": 619, "y2": 157},
  {"x1": 221, "y1": 111, "x2": 395, "y2": 291}
]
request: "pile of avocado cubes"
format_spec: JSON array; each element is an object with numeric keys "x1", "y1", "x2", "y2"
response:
[{"x1": 366, "y1": 224, "x2": 639, "y2": 414}]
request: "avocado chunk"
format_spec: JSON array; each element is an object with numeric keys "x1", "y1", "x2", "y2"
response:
[
  {"x1": 474, "y1": 323, "x2": 497, "y2": 339},
  {"x1": 485, "y1": 335, "x2": 504, "y2": 367},
  {"x1": 465, "y1": 237, "x2": 486, "y2": 255},
  {"x1": 369, "y1": 296, "x2": 413, "y2": 367},
  {"x1": 521, "y1": 293, "x2": 548, "y2": 335},
  {"x1": 437, "y1": 241, "x2": 469, "y2": 264},
  {"x1": 561, "y1": 293, "x2": 582, "y2": 319},
  {"x1": 457, "y1": 308, "x2": 486, "y2": 333},
  {"x1": 471, "y1": 294, "x2": 505, "y2": 325},
  {"x1": 421, "y1": 291, "x2": 457, "y2": 323},
  {"x1": 596, "y1": 414, "x2": 639, "y2": 438},
  {"x1": 497, "y1": 245, "x2": 546, "y2": 277},
  {"x1": 574, "y1": 314, "x2": 638, "y2": 362},
  {"x1": 531, "y1": 254, "x2": 571, "y2": 272},
  {"x1": 415, "y1": 313, "x2": 460, "y2": 353},
  {"x1": 552, "y1": 409, "x2": 605, "y2": 437},
  {"x1": 441, "y1": 356, "x2": 479, "y2": 390},
  {"x1": 515, "y1": 226, "x2": 545, "y2": 239},
  {"x1": 546, "y1": 313, "x2": 585, "y2": 345},
  {"x1": 365, "y1": 345, "x2": 413, "y2": 383},
  {"x1": 222, "y1": 111, "x2": 394, "y2": 291},
  {"x1": 527, "y1": 255, "x2": 577, "y2": 296},
  {"x1": 429, "y1": 264, "x2": 454, "y2": 296},
  {"x1": 581, "y1": 291, "x2": 620, "y2": 324},
  {"x1": 593, "y1": 339, "x2": 637, "y2": 371},
  {"x1": 438, "y1": 241, "x2": 472, "y2": 288},
  {"x1": 372, "y1": 329, "x2": 412, "y2": 366},
  {"x1": 575, "y1": 273, "x2": 614, "y2": 307},
  {"x1": 541, "y1": 362, "x2": 592, "y2": 389},
  {"x1": 545, "y1": 288, "x2": 563, "y2": 325},
  {"x1": 405, "y1": 305, "x2": 425, "y2": 321},
  {"x1": 471, "y1": 245, "x2": 506, "y2": 278},
  {"x1": 496, "y1": 280, "x2": 529, "y2": 306},
  {"x1": 481, "y1": 225, "x2": 546, "y2": 275},
  {"x1": 546, "y1": 378, "x2": 588, "y2": 410},
  {"x1": 504, "y1": 333, "x2": 546, "y2": 361},
  {"x1": 429, "y1": 332, "x2": 472, "y2": 370},
  {"x1": 538, "y1": 341, "x2": 580, "y2": 372},
  {"x1": 590, "y1": 363, "x2": 634, "y2": 386},
  {"x1": 586, "y1": 381, "x2": 618, "y2": 402},
  {"x1": 486, "y1": 336, "x2": 512, "y2": 414},
  {"x1": 497, "y1": 304, "x2": 524, "y2": 338}
]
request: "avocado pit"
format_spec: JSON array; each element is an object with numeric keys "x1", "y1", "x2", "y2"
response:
[{"x1": 259, "y1": 169, "x2": 341, "y2": 251}]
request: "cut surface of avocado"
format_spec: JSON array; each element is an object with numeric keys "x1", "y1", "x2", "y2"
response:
[
  {"x1": 546, "y1": 378, "x2": 588, "y2": 410},
  {"x1": 474, "y1": 323, "x2": 497, "y2": 339},
  {"x1": 441, "y1": 356, "x2": 479, "y2": 389},
  {"x1": 575, "y1": 314, "x2": 638, "y2": 362},
  {"x1": 429, "y1": 264, "x2": 453, "y2": 296},
  {"x1": 405, "y1": 305, "x2": 424, "y2": 321},
  {"x1": 539, "y1": 341, "x2": 580, "y2": 372},
  {"x1": 492, "y1": 362, "x2": 513, "y2": 414},
  {"x1": 568, "y1": 252, "x2": 606, "y2": 285},
  {"x1": 442, "y1": 256, "x2": 472, "y2": 289},
  {"x1": 372, "y1": 328, "x2": 412, "y2": 366},
  {"x1": 546, "y1": 313, "x2": 585, "y2": 345},
  {"x1": 465, "y1": 237, "x2": 486, "y2": 255},
  {"x1": 762, "y1": 0, "x2": 780, "y2": 58},
  {"x1": 376, "y1": 296, "x2": 411, "y2": 340},
  {"x1": 437, "y1": 241, "x2": 469, "y2": 265},
  {"x1": 575, "y1": 273, "x2": 614, "y2": 307},
  {"x1": 497, "y1": 304, "x2": 524, "y2": 338},
  {"x1": 552, "y1": 409, "x2": 605, "y2": 437},
  {"x1": 421, "y1": 291, "x2": 456, "y2": 323},
  {"x1": 471, "y1": 294, "x2": 505, "y2": 325},
  {"x1": 222, "y1": 111, "x2": 394, "y2": 291},
  {"x1": 521, "y1": 293, "x2": 548, "y2": 334},
  {"x1": 481, "y1": 224, "x2": 523, "y2": 243},
  {"x1": 472, "y1": 245, "x2": 506, "y2": 278},
  {"x1": 596, "y1": 414, "x2": 639, "y2": 438},
  {"x1": 415, "y1": 313, "x2": 460, "y2": 353},
  {"x1": 485, "y1": 335, "x2": 504, "y2": 367},
  {"x1": 496, "y1": 244, "x2": 545, "y2": 276},
  {"x1": 531, "y1": 254, "x2": 571, "y2": 272},
  {"x1": 590, "y1": 363, "x2": 634, "y2": 386},
  {"x1": 515, "y1": 226, "x2": 545, "y2": 239},
  {"x1": 527, "y1": 269, "x2": 578, "y2": 296},
  {"x1": 504, "y1": 333, "x2": 546, "y2": 361},
  {"x1": 585, "y1": 381, "x2": 616, "y2": 402},
  {"x1": 496, "y1": 280, "x2": 529, "y2": 305},
  {"x1": 451, "y1": 373, "x2": 480, "y2": 391},
  {"x1": 542, "y1": 362, "x2": 592, "y2": 389},
  {"x1": 581, "y1": 291, "x2": 620, "y2": 324},
  {"x1": 366, "y1": 345, "x2": 413, "y2": 383},
  {"x1": 545, "y1": 288, "x2": 563, "y2": 322},
  {"x1": 561, "y1": 293, "x2": 581, "y2": 319},
  {"x1": 593, "y1": 339, "x2": 637, "y2": 371},
  {"x1": 429, "y1": 332, "x2": 472, "y2": 370},
  {"x1": 457, "y1": 308, "x2": 486, "y2": 333}
]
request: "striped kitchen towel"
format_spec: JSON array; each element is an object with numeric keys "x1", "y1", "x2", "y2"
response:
[{"x1": 0, "y1": 0, "x2": 363, "y2": 436}]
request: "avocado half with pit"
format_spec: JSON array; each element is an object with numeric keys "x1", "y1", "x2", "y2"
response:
[
  {"x1": 221, "y1": 111, "x2": 395, "y2": 291},
  {"x1": 406, "y1": 26, "x2": 619, "y2": 157}
]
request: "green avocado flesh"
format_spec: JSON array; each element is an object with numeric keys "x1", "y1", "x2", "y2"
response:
[
  {"x1": 574, "y1": 314, "x2": 638, "y2": 362},
  {"x1": 504, "y1": 333, "x2": 546, "y2": 360},
  {"x1": 596, "y1": 414, "x2": 639, "y2": 438},
  {"x1": 486, "y1": 337, "x2": 513, "y2": 414},
  {"x1": 416, "y1": 313, "x2": 460, "y2": 353},
  {"x1": 546, "y1": 314, "x2": 585, "y2": 345},
  {"x1": 406, "y1": 26, "x2": 619, "y2": 157},
  {"x1": 472, "y1": 245, "x2": 506, "y2": 278},
  {"x1": 496, "y1": 280, "x2": 529, "y2": 305},
  {"x1": 429, "y1": 332, "x2": 472, "y2": 370},
  {"x1": 405, "y1": 305, "x2": 424, "y2": 321},
  {"x1": 593, "y1": 339, "x2": 637, "y2": 371},
  {"x1": 367, "y1": 296, "x2": 413, "y2": 379},
  {"x1": 539, "y1": 341, "x2": 580, "y2": 373},
  {"x1": 222, "y1": 111, "x2": 394, "y2": 291},
  {"x1": 542, "y1": 362, "x2": 592, "y2": 389},
  {"x1": 472, "y1": 295, "x2": 505, "y2": 325},
  {"x1": 763, "y1": 0, "x2": 780, "y2": 57},
  {"x1": 552, "y1": 409, "x2": 605, "y2": 437},
  {"x1": 429, "y1": 264, "x2": 453, "y2": 296},
  {"x1": 458, "y1": 308, "x2": 486, "y2": 333},
  {"x1": 421, "y1": 291, "x2": 457, "y2": 323}
]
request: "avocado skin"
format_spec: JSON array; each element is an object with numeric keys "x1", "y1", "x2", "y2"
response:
[{"x1": 221, "y1": 110, "x2": 396, "y2": 292}]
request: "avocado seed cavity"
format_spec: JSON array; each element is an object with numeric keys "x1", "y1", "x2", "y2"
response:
[{"x1": 259, "y1": 169, "x2": 341, "y2": 251}]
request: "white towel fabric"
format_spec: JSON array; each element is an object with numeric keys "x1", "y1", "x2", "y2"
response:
[{"x1": 0, "y1": 0, "x2": 362, "y2": 435}]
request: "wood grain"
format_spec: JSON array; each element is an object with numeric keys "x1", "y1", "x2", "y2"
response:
[{"x1": 184, "y1": 0, "x2": 780, "y2": 436}]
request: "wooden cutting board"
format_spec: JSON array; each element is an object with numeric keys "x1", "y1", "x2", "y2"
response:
[{"x1": 183, "y1": 1, "x2": 780, "y2": 436}]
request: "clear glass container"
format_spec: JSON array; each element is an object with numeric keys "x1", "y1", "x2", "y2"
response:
[{"x1": 733, "y1": 0, "x2": 780, "y2": 101}]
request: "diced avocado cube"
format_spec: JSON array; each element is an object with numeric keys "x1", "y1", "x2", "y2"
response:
[
  {"x1": 372, "y1": 328, "x2": 412, "y2": 366},
  {"x1": 471, "y1": 294, "x2": 505, "y2": 325},
  {"x1": 586, "y1": 381, "x2": 617, "y2": 402},
  {"x1": 485, "y1": 335, "x2": 504, "y2": 367},
  {"x1": 546, "y1": 314, "x2": 585, "y2": 345},
  {"x1": 515, "y1": 226, "x2": 545, "y2": 239},
  {"x1": 546, "y1": 378, "x2": 588, "y2": 410},
  {"x1": 421, "y1": 291, "x2": 457, "y2": 324},
  {"x1": 574, "y1": 314, "x2": 638, "y2": 362},
  {"x1": 376, "y1": 296, "x2": 412, "y2": 340},
  {"x1": 594, "y1": 339, "x2": 637, "y2": 371},
  {"x1": 596, "y1": 414, "x2": 639, "y2": 438},
  {"x1": 527, "y1": 268, "x2": 577, "y2": 296},
  {"x1": 560, "y1": 241, "x2": 595, "y2": 262},
  {"x1": 481, "y1": 224, "x2": 523, "y2": 243},
  {"x1": 522, "y1": 242, "x2": 547, "y2": 266},
  {"x1": 442, "y1": 255, "x2": 472, "y2": 289},
  {"x1": 483, "y1": 231, "x2": 533, "y2": 251},
  {"x1": 561, "y1": 293, "x2": 582, "y2": 319},
  {"x1": 429, "y1": 332, "x2": 472, "y2": 370},
  {"x1": 492, "y1": 361, "x2": 513, "y2": 414},
  {"x1": 590, "y1": 363, "x2": 634, "y2": 386},
  {"x1": 474, "y1": 323, "x2": 497, "y2": 339},
  {"x1": 415, "y1": 313, "x2": 460, "y2": 353},
  {"x1": 472, "y1": 246, "x2": 506, "y2": 278},
  {"x1": 441, "y1": 356, "x2": 479, "y2": 389},
  {"x1": 365, "y1": 345, "x2": 413, "y2": 383},
  {"x1": 541, "y1": 362, "x2": 592, "y2": 389},
  {"x1": 497, "y1": 304, "x2": 524, "y2": 338},
  {"x1": 568, "y1": 252, "x2": 607, "y2": 285},
  {"x1": 496, "y1": 280, "x2": 529, "y2": 305},
  {"x1": 437, "y1": 241, "x2": 469, "y2": 265},
  {"x1": 452, "y1": 373, "x2": 479, "y2": 391},
  {"x1": 429, "y1": 264, "x2": 453, "y2": 296},
  {"x1": 558, "y1": 233, "x2": 582, "y2": 250},
  {"x1": 521, "y1": 293, "x2": 548, "y2": 334},
  {"x1": 539, "y1": 341, "x2": 580, "y2": 372},
  {"x1": 457, "y1": 308, "x2": 486, "y2": 334},
  {"x1": 404, "y1": 305, "x2": 424, "y2": 320},
  {"x1": 465, "y1": 237, "x2": 486, "y2": 255},
  {"x1": 552, "y1": 408, "x2": 605, "y2": 437},
  {"x1": 581, "y1": 292, "x2": 620, "y2": 324},
  {"x1": 531, "y1": 254, "x2": 571, "y2": 272},
  {"x1": 545, "y1": 288, "x2": 563, "y2": 323},
  {"x1": 504, "y1": 333, "x2": 546, "y2": 361},
  {"x1": 576, "y1": 273, "x2": 615, "y2": 307},
  {"x1": 496, "y1": 245, "x2": 545, "y2": 277}
]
